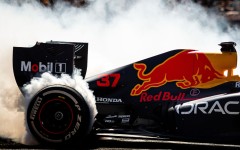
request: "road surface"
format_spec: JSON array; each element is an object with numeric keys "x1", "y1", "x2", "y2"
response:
[{"x1": 0, "y1": 131, "x2": 240, "y2": 149}]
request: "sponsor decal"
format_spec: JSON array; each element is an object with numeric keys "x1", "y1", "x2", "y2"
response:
[
  {"x1": 21, "y1": 61, "x2": 66, "y2": 73},
  {"x1": 235, "y1": 82, "x2": 240, "y2": 88},
  {"x1": 131, "y1": 50, "x2": 224, "y2": 96},
  {"x1": 104, "y1": 115, "x2": 130, "y2": 124},
  {"x1": 190, "y1": 88, "x2": 200, "y2": 96},
  {"x1": 96, "y1": 97, "x2": 123, "y2": 103},
  {"x1": 175, "y1": 101, "x2": 239, "y2": 115},
  {"x1": 30, "y1": 97, "x2": 42, "y2": 120},
  {"x1": 96, "y1": 73, "x2": 120, "y2": 87},
  {"x1": 139, "y1": 91, "x2": 192, "y2": 103}
]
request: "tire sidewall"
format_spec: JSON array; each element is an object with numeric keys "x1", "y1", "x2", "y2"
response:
[{"x1": 27, "y1": 85, "x2": 92, "y2": 144}]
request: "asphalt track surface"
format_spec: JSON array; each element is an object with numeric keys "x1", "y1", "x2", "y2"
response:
[{"x1": 0, "y1": 131, "x2": 240, "y2": 150}]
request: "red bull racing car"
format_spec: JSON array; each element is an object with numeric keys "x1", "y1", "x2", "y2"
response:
[{"x1": 13, "y1": 41, "x2": 240, "y2": 145}]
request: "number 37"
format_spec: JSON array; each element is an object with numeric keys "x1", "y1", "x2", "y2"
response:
[{"x1": 96, "y1": 73, "x2": 120, "y2": 87}]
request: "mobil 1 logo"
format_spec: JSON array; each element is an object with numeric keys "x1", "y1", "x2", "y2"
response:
[
  {"x1": 21, "y1": 61, "x2": 66, "y2": 73},
  {"x1": 55, "y1": 63, "x2": 66, "y2": 73}
]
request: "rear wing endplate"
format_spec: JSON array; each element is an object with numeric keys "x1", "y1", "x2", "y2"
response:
[{"x1": 13, "y1": 41, "x2": 88, "y2": 89}]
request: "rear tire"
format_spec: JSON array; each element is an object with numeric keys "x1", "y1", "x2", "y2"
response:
[{"x1": 27, "y1": 85, "x2": 95, "y2": 144}]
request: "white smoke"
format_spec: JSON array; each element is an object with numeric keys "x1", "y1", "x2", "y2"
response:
[
  {"x1": 0, "y1": 0, "x2": 239, "y2": 145},
  {"x1": 21, "y1": 69, "x2": 96, "y2": 145}
]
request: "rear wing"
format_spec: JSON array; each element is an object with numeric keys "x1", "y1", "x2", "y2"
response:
[{"x1": 13, "y1": 41, "x2": 88, "y2": 89}]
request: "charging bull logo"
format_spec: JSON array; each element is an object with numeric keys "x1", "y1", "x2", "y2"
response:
[{"x1": 131, "y1": 50, "x2": 224, "y2": 96}]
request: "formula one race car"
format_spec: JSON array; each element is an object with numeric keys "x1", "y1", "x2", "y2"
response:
[{"x1": 13, "y1": 41, "x2": 240, "y2": 144}]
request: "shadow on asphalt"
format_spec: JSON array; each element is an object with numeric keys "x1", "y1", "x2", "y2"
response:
[{"x1": 0, "y1": 133, "x2": 240, "y2": 150}]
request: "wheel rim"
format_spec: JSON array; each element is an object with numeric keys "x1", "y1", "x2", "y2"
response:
[{"x1": 38, "y1": 98, "x2": 74, "y2": 135}]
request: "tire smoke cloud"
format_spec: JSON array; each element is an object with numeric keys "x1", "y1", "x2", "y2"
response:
[
  {"x1": 0, "y1": 0, "x2": 239, "y2": 145},
  {"x1": 22, "y1": 70, "x2": 97, "y2": 145}
]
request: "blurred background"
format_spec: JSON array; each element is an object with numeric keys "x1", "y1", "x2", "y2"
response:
[
  {"x1": 39, "y1": 0, "x2": 240, "y2": 26},
  {"x1": 193, "y1": 0, "x2": 240, "y2": 25}
]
